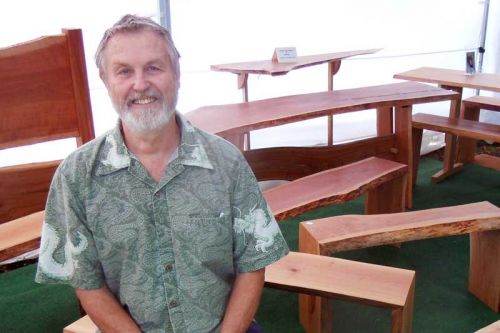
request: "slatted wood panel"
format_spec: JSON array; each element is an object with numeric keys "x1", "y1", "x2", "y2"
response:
[
  {"x1": 0, "y1": 29, "x2": 94, "y2": 149},
  {"x1": 0, "y1": 29, "x2": 94, "y2": 225}
]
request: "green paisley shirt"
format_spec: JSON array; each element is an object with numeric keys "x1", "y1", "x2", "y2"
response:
[{"x1": 35, "y1": 114, "x2": 289, "y2": 333}]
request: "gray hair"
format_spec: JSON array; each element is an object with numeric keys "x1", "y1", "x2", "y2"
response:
[{"x1": 95, "y1": 14, "x2": 180, "y2": 79}]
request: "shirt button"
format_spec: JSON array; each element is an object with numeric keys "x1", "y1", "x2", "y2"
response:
[
  {"x1": 165, "y1": 264, "x2": 173, "y2": 271},
  {"x1": 169, "y1": 300, "x2": 178, "y2": 308}
]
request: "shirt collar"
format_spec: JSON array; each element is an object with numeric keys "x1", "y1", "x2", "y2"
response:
[{"x1": 95, "y1": 113, "x2": 213, "y2": 176}]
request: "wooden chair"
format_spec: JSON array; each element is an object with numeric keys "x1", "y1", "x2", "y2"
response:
[{"x1": 0, "y1": 29, "x2": 94, "y2": 261}]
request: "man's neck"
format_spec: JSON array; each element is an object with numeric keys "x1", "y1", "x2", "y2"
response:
[{"x1": 122, "y1": 117, "x2": 181, "y2": 182}]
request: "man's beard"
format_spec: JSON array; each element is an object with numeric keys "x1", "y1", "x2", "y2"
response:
[{"x1": 113, "y1": 89, "x2": 177, "y2": 134}]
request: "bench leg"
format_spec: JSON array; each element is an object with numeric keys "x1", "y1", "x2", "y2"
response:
[
  {"x1": 431, "y1": 92, "x2": 463, "y2": 183},
  {"x1": 457, "y1": 103, "x2": 480, "y2": 164},
  {"x1": 469, "y1": 230, "x2": 500, "y2": 312},
  {"x1": 365, "y1": 174, "x2": 407, "y2": 215},
  {"x1": 391, "y1": 276, "x2": 415, "y2": 333},
  {"x1": 299, "y1": 295, "x2": 333, "y2": 333}
]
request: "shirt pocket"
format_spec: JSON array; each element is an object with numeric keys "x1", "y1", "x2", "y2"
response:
[{"x1": 171, "y1": 214, "x2": 232, "y2": 264}]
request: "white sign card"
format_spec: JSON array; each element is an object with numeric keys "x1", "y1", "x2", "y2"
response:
[
  {"x1": 465, "y1": 51, "x2": 476, "y2": 75},
  {"x1": 272, "y1": 47, "x2": 298, "y2": 63}
]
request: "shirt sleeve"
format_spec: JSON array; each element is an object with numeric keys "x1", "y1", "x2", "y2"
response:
[
  {"x1": 231, "y1": 156, "x2": 289, "y2": 273},
  {"x1": 35, "y1": 163, "x2": 105, "y2": 290}
]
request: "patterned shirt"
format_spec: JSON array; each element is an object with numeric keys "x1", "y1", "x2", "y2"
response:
[{"x1": 35, "y1": 114, "x2": 289, "y2": 333}]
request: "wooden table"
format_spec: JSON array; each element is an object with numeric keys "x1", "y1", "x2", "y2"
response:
[
  {"x1": 212, "y1": 48, "x2": 380, "y2": 146},
  {"x1": 394, "y1": 67, "x2": 500, "y2": 182},
  {"x1": 186, "y1": 81, "x2": 460, "y2": 208}
]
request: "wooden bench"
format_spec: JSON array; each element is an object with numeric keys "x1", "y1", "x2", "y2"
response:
[
  {"x1": 64, "y1": 252, "x2": 416, "y2": 333},
  {"x1": 264, "y1": 157, "x2": 408, "y2": 221},
  {"x1": 458, "y1": 96, "x2": 500, "y2": 170},
  {"x1": 411, "y1": 112, "x2": 500, "y2": 183},
  {"x1": 0, "y1": 211, "x2": 44, "y2": 262},
  {"x1": 299, "y1": 201, "x2": 500, "y2": 313},
  {"x1": 186, "y1": 81, "x2": 460, "y2": 208}
]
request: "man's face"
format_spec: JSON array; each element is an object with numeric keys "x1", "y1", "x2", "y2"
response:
[{"x1": 101, "y1": 30, "x2": 179, "y2": 133}]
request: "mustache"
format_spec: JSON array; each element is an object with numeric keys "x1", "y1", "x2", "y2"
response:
[{"x1": 125, "y1": 90, "x2": 161, "y2": 104}]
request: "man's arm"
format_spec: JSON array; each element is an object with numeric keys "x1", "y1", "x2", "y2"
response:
[
  {"x1": 220, "y1": 268, "x2": 265, "y2": 333},
  {"x1": 76, "y1": 286, "x2": 141, "y2": 333}
]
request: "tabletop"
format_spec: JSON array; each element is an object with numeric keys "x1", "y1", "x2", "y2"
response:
[
  {"x1": 185, "y1": 81, "x2": 458, "y2": 137},
  {"x1": 211, "y1": 48, "x2": 381, "y2": 76},
  {"x1": 394, "y1": 67, "x2": 500, "y2": 93}
]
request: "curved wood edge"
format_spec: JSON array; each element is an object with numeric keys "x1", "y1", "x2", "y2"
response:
[
  {"x1": 211, "y1": 48, "x2": 381, "y2": 76},
  {"x1": 264, "y1": 157, "x2": 407, "y2": 221},
  {"x1": 299, "y1": 201, "x2": 499, "y2": 254}
]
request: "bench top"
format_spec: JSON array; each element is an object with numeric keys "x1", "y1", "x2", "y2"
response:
[
  {"x1": 0, "y1": 210, "x2": 44, "y2": 261},
  {"x1": 264, "y1": 157, "x2": 407, "y2": 221},
  {"x1": 300, "y1": 201, "x2": 500, "y2": 254},
  {"x1": 265, "y1": 251, "x2": 415, "y2": 308},
  {"x1": 463, "y1": 95, "x2": 500, "y2": 112},
  {"x1": 412, "y1": 113, "x2": 500, "y2": 142},
  {"x1": 211, "y1": 49, "x2": 380, "y2": 76},
  {"x1": 394, "y1": 67, "x2": 500, "y2": 93},
  {"x1": 186, "y1": 81, "x2": 459, "y2": 137}
]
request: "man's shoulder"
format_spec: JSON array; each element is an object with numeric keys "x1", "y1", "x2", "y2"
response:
[
  {"x1": 190, "y1": 126, "x2": 245, "y2": 165},
  {"x1": 57, "y1": 130, "x2": 111, "y2": 177}
]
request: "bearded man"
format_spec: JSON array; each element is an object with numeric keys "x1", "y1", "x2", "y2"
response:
[{"x1": 36, "y1": 14, "x2": 288, "y2": 333}]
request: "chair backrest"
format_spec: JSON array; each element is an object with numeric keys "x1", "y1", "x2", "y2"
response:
[{"x1": 0, "y1": 28, "x2": 95, "y2": 223}]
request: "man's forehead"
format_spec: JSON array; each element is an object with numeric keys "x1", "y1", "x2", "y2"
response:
[
  {"x1": 104, "y1": 30, "x2": 169, "y2": 63},
  {"x1": 106, "y1": 30, "x2": 166, "y2": 50}
]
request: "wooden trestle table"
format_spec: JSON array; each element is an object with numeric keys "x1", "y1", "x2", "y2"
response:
[{"x1": 394, "y1": 67, "x2": 500, "y2": 182}]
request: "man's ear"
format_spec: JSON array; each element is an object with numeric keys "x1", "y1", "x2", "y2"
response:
[{"x1": 99, "y1": 70, "x2": 109, "y2": 88}]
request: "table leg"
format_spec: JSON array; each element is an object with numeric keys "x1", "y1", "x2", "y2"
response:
[
  {"x1": 394, "y1": 105, "x2": 413, "y2": 209},
  {"x1": 377, "y1": 106, "x2": 394, "y2": 136},
  {"x1": 457, "y1": 101, "x2": 481, "y2": 164},
  {"x1": 237, "y1": 73, "x2": 251, "y2": 150},
  {"x1": 327, "y1": 61, "x2": 341, "y2": 146},
  {"x1": 431, "y1": 86, "x2": 463, "y2": 183}
]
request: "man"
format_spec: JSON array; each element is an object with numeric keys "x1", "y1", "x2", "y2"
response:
[{"x1": 36, "y1": 14, "x2": 288, "y2": 333}]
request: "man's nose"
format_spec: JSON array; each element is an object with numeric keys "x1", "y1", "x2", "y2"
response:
[{"x1": 133, "y1": 72, "x2": 150, "y2": 92}]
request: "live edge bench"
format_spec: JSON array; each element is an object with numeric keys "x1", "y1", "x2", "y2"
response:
[
  {"x1": 299, "y1": 201, "x2": 500, "y2": 318},
  {"x1": 186, "y1": 81, "x2": 460, "y2": 208},
  {"x1": 65, "y1": 252, "x2": 416, "y2": 333}
]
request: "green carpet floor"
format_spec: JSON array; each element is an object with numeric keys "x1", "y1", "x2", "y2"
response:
[{"x1": 1, "y1": 157, "x2": 499, "y2": 332}]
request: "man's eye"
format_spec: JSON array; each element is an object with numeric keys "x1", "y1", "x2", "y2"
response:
[
  {"x1": 117, "y1": 68, "x2": 130, "y2": 75},
  {"x1": 147, "y1": 65, "x2": 160, "y2": 72}
]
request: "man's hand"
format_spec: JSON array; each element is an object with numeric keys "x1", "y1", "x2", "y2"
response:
[
  {"x1": 76, "y1": 286, "x2": 141, "y2": 333},
  {"x1": 220, "y1": 268, "x2": 265, "y2": 333}
]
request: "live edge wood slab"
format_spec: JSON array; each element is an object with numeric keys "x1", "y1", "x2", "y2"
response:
[
  {"x1": 265, "y1": 252, "x2": 415, "y2": 333},
  {"x1": 211, "y1": 49, "x2": 380, "y2": 76},
  {"x1": 264, "y1": 157, "x2": 407, "y2": 221},
  {"x1": 299, "y1": 201, "x2": 500, "y2": 313}
]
